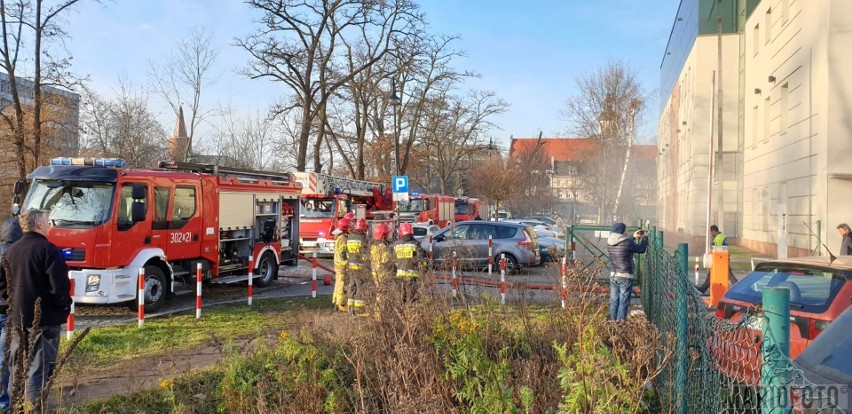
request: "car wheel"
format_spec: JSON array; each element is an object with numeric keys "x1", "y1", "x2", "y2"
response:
[
  {"x1": 496, "y1": 254, "x2": 519, "y2": 274},
  {"x1": 254, "y1": 252, "x2": 279, "y2": 287}
]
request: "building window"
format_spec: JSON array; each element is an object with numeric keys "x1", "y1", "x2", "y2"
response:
[
  {"x1": 753, "y1": 24, "x2": 760, "y2": 55},
  {"x1": 779, "y1": 83, "x2": 789, "y2": 135},
  {"x1": 752, "y1": 105, "x2": 759, "y2": 147},
  {"x1": 763, "y1": 97, "x2": 770, "y2": 142},
  {"x1": 765, "y1": 8, "x2": 772, "y2": 45}
]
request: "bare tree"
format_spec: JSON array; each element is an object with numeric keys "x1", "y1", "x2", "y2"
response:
[
  {"x1": 0, "y1": 0, "x2": 85, "y2": 181},
  {"x1": 203, "y1": 104, "x2": 292, "y2": 171},
  {"x1": 469, "y1": 153, "x2": 521, "y2": 216},
  {"x1": 79, "y1": 80, "x2": 166, "y2": 168},
  {"x1": 238, "y1": 0, "x2": 420, "y2": 172},
  {"x1": 560, "y1": 60, "x2": 645, "y2": 222},
  {"x1": 148, "y1": 27, "x2": 219, "y2": 162},
  {"x1": 420, "y1": 90, "x2": 507, "y2": 194}
]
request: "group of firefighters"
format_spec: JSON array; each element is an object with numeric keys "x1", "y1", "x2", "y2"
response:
[{"x1": 330, "y1": 212, "x2": 428, "y2": 315}]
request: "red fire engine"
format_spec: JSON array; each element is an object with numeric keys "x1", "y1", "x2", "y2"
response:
[
  {"x1": 292, "y1": 172, "x2": 393, "y2": 255},
  {"x1": 396, "y1": 193, "x2": 455, "y2": 227},
  {"x1": 19, "y1": 158, "x2": 302, "y2": 312},
  {"x1": 454, "y1": 197, "x2": 488, "y2": 222}
]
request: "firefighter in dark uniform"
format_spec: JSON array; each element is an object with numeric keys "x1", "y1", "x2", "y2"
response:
[
  {"x1": 347, "y1": 218, "x2": 369, "y2": 315},
  {"x1": 370, "y1": 223, "x2": 393, "y2": 315},
  {"x1": 332, "y1": 217, "x2": 351, "y2": 312},
  {"x1": 392, "y1": 222, "x2": 427, "y2": 304}
]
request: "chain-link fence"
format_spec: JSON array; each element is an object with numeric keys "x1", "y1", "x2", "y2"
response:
[{"x1": 640, "y1": 236, "x2": 848, "y2": 413}]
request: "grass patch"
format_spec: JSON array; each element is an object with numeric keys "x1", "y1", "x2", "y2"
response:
[{"x1": 63, "y1": 297, "x2": 329, "y2": 371}]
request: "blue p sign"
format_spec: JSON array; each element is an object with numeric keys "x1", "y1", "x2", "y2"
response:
[{"x1": 392, "y1": 176, "x2": 408, "y2": 193}]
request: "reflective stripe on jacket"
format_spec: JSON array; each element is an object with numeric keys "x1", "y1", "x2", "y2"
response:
[
  {"x1": 393, "y1": 241, "x2": 421, "y2": 278},
  {"x1": 347, "y1": 233, "x2": 366, "y2": 270}
]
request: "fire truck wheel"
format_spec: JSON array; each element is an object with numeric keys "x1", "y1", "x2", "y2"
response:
[
  {"x1": 254, "y1": 252, "x2": 278, "y2": 288},
  {"x1": 140, "y1": 266, "x2": 167, "y2": 313}
]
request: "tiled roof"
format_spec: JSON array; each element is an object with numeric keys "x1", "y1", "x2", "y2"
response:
[{"x1": 510, "y1": 137, "x2": 656, "y2": 162}]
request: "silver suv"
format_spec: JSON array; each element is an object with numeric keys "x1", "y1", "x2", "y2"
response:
[{"x1": 420, "y1": 221, "x2": 540, "y2": 272}]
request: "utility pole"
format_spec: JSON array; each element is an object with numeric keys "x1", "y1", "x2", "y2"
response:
[{"x1": 716, "y1": 16, "x2": 724, "y2": 228}]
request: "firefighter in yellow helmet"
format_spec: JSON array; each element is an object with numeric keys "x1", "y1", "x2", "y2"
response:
[
  {"x1": 346, "y1": 218, "x2": 369, "y2": 315},
  {"x1": 370, "y1": 222, "x2": 393, "y2": 315},
  {"x1": 392, "y1": 222, "x2": 427, "y2": 304},
  {"x1": 332, "y1": 217, "x2": 351, "y2": 312}
]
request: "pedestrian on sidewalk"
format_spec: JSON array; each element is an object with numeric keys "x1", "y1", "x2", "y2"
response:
[
  {"x1": 837, "y1": 223, "x2": 852, "y2": 255},
  {"x1": 3, "y1": 210, "x2": 72, "y2": 405},
  {"x1": 697, "y1": 225, "x2": 738, "y2": 293},
  {"x1": 606, "y1": 223, "x2": 649, "y2": 321}
]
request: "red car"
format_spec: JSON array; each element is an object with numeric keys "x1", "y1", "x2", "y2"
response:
[{"x1": 712, "y1": 257, "x2": 852, "y2": 384}]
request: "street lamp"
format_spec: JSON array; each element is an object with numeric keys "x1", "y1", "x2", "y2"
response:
[
  {"x1": 485, "y1": 137, "x2": 498, "y2": 157},
  {"x1": 389, "y1": 81, "x2": 401, "y2": 176}
]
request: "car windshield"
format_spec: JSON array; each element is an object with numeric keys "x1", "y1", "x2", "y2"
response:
[
  {"x1": 398, "y1": 198, "x2": 428, "y2": 213},
  {"x1": 725, "y1": 264, "x2": 848, "y2": 314},
  {"x1": 301, "y1": 198, "x2": 335, "y2": 218},
  {"x1": 413, "y1": 227, "x2": 428, "y2": 236},
  {"x1": 24, "y1": 180, "x2": 115, "y2": 228}
]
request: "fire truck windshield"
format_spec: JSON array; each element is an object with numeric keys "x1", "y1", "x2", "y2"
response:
[
  {"x1": 24, "y1": 180, "x2": 115, "y2": 227},
  {"x1": 397, "y1": 198, "x2": 428, "y2": 213},
  {"x1": 301, "y1": 198, "x2": 335, "y2": 218}
]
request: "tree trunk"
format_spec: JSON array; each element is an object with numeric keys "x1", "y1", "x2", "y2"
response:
[{"x1": 32, "y1": 0, "x2": 43, "y2": 171}]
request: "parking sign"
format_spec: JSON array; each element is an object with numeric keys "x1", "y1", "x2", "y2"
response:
[{"x1": 392, "y1": 176, "x2": 409, "y2": 202}]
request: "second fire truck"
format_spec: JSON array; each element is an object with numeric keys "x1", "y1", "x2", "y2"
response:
[{"x1": 293, "y1": 172, "x2": 394, "y2": 255}]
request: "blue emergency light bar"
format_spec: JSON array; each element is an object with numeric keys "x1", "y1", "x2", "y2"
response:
[
  {"x1": 410, "y1": 191, "x2": 420, "y2": 196},
  {"x1": 51, "y1": 157, "x2": 127, "y2": 168}
]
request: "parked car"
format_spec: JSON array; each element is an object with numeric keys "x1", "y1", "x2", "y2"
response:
[
  {"x1": 412, "y1": 223, "x2": 441, "y2": 242},
  {"x1": 712, "y1": 257, "x2": 852, "y2": 384},
  {"x1": 528, "y1": 216, "x2": 559, "y2": 227},
  {"x1": 421, "y1": 221, "x2": 540, "y2": 272},
  {"x1": 505, "y1": 219, "x2": 565, "y2": 238},
  {"x1": 792, "y1": 306, "x2": 852, "y2": 412},
  {"x1": 538, "y1": 236, "x2": 566, "y2": 264}
]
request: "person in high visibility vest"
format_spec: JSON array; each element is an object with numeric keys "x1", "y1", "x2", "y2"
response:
[
  {"x1": 332, "y1": 217, "x2": 351, "y2": 312},
  {"x1": 698, "y1": 224, "x2": 738, "y2": 294},
  {"x1": 346, "y1": 218, "x2": 369, "y2": 315},
  {"x1": 391, "y1": 222, "x2": 427, "y2": 304},
  {"x1": 370, "y1": 223, "x2": 393, "y2": 316}
]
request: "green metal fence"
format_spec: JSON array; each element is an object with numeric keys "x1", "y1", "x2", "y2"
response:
[{"x1": 639, "y1": 233, "x2": 848, "y2": 413}]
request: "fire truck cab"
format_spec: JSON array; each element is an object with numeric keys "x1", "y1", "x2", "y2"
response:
[
  {"x1": 395, "y1": 193, "x2": 454, "y2": 228},
  {"x1": 454, "y1": 197, "x2": 487, "y2": 222},
  {"x1": 20, "y1": 158, "x2": 302, "y2": 312},
  {"x1": 293, "y1": 172, "x2": 393, "y2": 255}
]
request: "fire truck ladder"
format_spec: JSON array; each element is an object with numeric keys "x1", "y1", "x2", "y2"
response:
[
  {"x1": 158, "y1": 161, "x2": 292, "y2": 183},
  {"x1": 297, "y1": 172, "x2": 385, "y2": 196}
]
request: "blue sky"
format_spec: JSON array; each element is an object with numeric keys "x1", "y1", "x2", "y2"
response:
[{"x1": 64, "y1": 0, "x2": 680, "y2": 148}]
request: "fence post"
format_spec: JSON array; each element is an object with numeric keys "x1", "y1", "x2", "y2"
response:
[
  {"x1": 816, "y1": 220, "x2": 822, "y2": 256},
  {"x1": 451, "y1": 251, "x2": 458, "y2": 298},
  {"x1": 569, "y1": 230, "x2": 576, "y2": 267},
  {"x1": 195, "y1": 263, "x2": 203, "y2": 319},
  {"x1": 247, "y1": 255, "x2": 254, "y2": 306},
  {"x1": 676, "y1": 242, "x2": 689, "y2": 414},
  {"x1": 560, "y1": 255, "x2": 568, "y2": 309},
  {"x1": 499, "y1": 254, "x2": 506, "y2": 305},
  {"x1": 67, "y1": 278, "x2": 75, "y2": 340},
  {"x1": 138, "y1": 268, "x2": 145, "y2": 327},
  {"x1": 311, "y1": 253, "x2": 317, "y2": 298},
  {"x1": 651, "y1": 226, "x2": 657, "y2": 242},
  {"x1": 762, "y1": 287, "x2": 791, "y2": 412},
  {"x1": 487, "y1": 235, "x2": 493, "y2": 277},
  {"x1": 656, "y1": 231, "x2": 664, "y2": 249}
]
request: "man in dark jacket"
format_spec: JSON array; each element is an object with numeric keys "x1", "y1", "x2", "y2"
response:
[
  {"x1": 1, "y1": 209, "x2": 71, "y2": 404},
  {"x1": 838, "y1": 223, "x2": 852, "y2": 255},
  {"x1": 606, "y1": 222, "x2": 649, "y2": 321},
  {"x1": 0, "y1": 216, "x2": 23, "y2": 411}
]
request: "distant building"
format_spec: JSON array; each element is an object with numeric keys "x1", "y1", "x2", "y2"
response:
[
  {"x1": 0, "y1": 72, "x2": 81, "y2": 157},
  {"x1": 510, "y1": 137, "x2": 656, "y2": 224}
]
